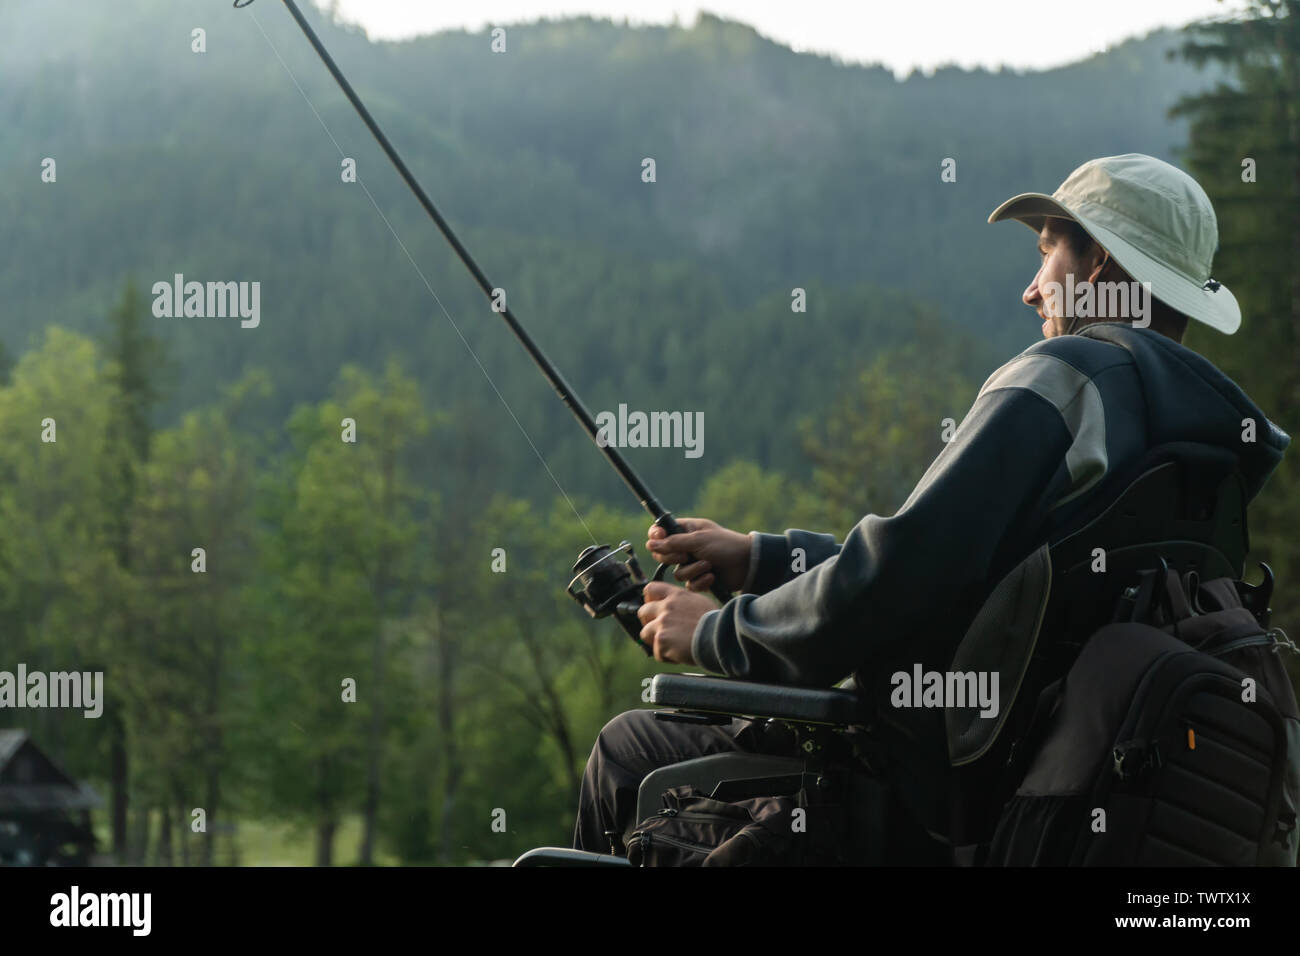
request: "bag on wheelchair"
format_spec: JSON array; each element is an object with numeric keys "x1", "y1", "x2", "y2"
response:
[
  {"x1": 987, "y1": 567, "x2": 1300, "y2": 866},
  {"x1": 626, "y1": 773, "x2": 869, "y2": 866},
  {"x1": 625, "y1": 786, "x2": 801, "y2": 866}
]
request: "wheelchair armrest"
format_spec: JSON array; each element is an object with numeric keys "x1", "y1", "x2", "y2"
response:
[{"x1": 649, "y1": 673, "x2": 866, "y2": 726}]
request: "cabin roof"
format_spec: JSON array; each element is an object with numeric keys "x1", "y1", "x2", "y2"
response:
[{"x1": 0, "y1": 730, "x2": 102, "y2": 812}]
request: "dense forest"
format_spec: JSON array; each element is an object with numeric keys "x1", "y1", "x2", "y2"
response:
[
  {"x1": 0, "y1": 0, "x2": 1295, "y2": 864},
  {"x1": 0, "y1": 0, "x2": 1228, "y2": 506}
]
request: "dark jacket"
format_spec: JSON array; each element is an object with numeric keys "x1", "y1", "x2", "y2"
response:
[{"x1": 690, "y1": 324, "x2": 1289, "y2": 835}]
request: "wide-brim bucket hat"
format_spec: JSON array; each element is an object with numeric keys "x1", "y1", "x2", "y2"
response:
[{"x1": 988, "y1": 153, "x2": 1239, "y2": 334}]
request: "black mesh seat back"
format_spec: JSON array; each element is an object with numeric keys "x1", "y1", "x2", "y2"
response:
[
  {"x1": 1049, "y1": 440, "x2": 1248, "y2": 570},
  {"x1": 1044, "y1": 440, "x2": 1249, "y2": 651}
]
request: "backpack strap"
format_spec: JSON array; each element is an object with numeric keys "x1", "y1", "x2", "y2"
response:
[
  {"x1": 1195, "y1": 576, "x2": 1241, "y2": 614},
  {"x1": 998, "y1": 676, "x2": 1065, "y2": 800},
  {"x1": 1118, "y1": 560, "x2": 1187, "y2": 634},
  {"x1": 1114, "y1": 563, "x2": 1272, "y2": 654}
]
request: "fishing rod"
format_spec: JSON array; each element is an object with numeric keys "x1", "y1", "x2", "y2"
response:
[{"x1": 234, "y1": 0, "x2": 732, "y2": 652}]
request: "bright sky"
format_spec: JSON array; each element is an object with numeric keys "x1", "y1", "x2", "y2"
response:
[{"x1": 329, "y1": 0, "x2": 1243, "y2": 76}]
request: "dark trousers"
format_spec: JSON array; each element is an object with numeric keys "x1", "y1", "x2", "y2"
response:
[
  {"x1": 572, "y1": 708, "x2": 953, "y2": 863},
  {"x1": 572, "y1": 708, "x2": 800, "y2": 853}
]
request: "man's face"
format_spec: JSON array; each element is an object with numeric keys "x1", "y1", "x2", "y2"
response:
[{"x1": 1023, "y1": 217, "x2": 1094, "y2": 339}]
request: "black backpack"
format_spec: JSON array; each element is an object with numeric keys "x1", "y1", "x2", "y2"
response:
[{"x1": 987, "y1": 567, "x2": 1300, "y2": 866}]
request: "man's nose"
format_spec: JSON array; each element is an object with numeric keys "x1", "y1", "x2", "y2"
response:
[{"x1": 1023, "y1": 275, "x2": 1041, "y2": 307}]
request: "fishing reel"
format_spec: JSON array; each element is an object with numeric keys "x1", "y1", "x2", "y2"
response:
[{"x1": 567, "y1": 541, "x2": 669, "y2": 656}]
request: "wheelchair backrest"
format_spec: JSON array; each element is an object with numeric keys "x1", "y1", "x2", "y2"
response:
[
  {"x1": 946, "y1": 440, "x2": 1250, "y2": 767},
  {"x1": 1042, "y1": 439, "x2": 1249, "y2": 653}
]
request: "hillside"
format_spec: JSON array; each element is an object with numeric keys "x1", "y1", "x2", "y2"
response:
[{"x1": 0, "y1": 0, "x2": 1222, "y2": 505}]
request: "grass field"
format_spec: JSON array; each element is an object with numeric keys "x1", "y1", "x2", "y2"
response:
[{"x1": 90, "y1": 813, "x2": 405, "y2": 866}]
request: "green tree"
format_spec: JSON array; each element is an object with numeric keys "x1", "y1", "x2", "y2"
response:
[
  {"x1": 800, "y1": 335, "x2": 981, "y2": 533},
  {"x1": 1173, "y1": 0, "x2": 1300, "y2": 643},
  {"x1": 0, "y1": 328, "x2": 118, "y2": 800},
  {"x1": 128, "y1": 372, "x2": 267, "y2": 865},
  {"x1": 98, "y1": 278, "x2": 170, "y2": 862},
  {"x1": 250, "y1": 361, "x2": 438, "y2": 865}
]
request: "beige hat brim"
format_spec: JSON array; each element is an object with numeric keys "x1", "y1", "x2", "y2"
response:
[{"x1": 989, "y1": 192, "x2": 1241, "y2": 335}]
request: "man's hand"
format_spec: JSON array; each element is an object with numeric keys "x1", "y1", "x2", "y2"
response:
[
  {"x1": 636, "y1": 581, "x2": 718, "y2": 664},
  {"x1": 646, "y1": 517, "x2": 752, "y2": 594}
]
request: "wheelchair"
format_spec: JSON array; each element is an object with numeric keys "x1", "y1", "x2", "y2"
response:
[{"x1": 514, "y1": 441, "x2": 1255, "y2": 866}]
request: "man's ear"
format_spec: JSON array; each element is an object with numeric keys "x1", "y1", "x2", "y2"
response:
[{"x1": 1086, "y1": 247, "x2": 1113, "y2": 284}]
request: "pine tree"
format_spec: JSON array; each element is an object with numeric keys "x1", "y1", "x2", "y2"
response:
[
  {"x1": 99, "y1": 278, "x2": 171, "y2": 862},
  {"x1": 1172, "y1": 0, "x2": 1300, "y2": 640}
]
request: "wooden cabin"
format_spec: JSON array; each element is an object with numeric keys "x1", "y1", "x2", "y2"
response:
[{"x1": 0, "y1": 730, "x2": 102, "y2": 866}]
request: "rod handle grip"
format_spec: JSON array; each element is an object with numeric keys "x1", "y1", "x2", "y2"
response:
[{"x1": 653, "y1": 513, "x2": 734, "y2": 605}]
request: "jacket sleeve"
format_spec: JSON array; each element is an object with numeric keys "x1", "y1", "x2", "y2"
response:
[
  {"x1": 691, "y1": 373, "x2": 1085, "y2": 687},
  {"x1": 740, "y1": 529, "x2": 843, "y2": 595}
]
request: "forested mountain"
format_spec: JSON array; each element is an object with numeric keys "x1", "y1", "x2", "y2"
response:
[{"x1": 0, "y1": 0, "x2": 1223, "y2": 507}]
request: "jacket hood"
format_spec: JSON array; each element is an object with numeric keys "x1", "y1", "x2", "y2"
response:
[{"x1": 1078, "y1": 323, "x2": 1289, "y2": 502}]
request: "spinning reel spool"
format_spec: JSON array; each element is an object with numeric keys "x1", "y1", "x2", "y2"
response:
[{"x1": 568, "y1": 541, "x2": 669, "y2": 655}]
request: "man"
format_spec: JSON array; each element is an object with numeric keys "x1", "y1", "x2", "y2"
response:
[{"x1": 572, "y1": 153, "x2": 1290, "y2": 858}]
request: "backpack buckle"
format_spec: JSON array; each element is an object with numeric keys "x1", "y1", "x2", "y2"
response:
[
  {"x1": 1112, "y1": 746, "x2": 1130, "y2": 780},
  {"x1": 1113, "y1": 741, "x2": 1161, "y2": 781},
  {"x1": 1237, "y1": 563, "x2": 1275, "y2": 629},
  {"x1": 1274, "y1": 813, "x2": 1297, "y2": 846}
]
